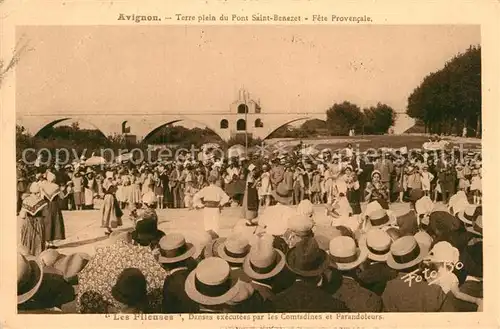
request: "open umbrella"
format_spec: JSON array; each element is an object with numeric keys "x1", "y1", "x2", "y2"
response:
[
  {"x1": 115, "y1": 153, "x2": 133, "y2": 163},
  {"x1": 227, "y1": 144, "x2": 246, "y2": 159},
  {"x1": 85, "y1": 156, "x2": 106, "y2": 166}
]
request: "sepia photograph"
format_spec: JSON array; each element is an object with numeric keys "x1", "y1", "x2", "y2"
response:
[
  {"x1": 11, "y1": 24, "x2": 486, "y2": 316},
  {"x1": 0, "y1": 6, "x2": 496, "y2": 322}
]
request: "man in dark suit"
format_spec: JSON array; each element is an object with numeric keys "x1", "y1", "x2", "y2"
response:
[
  {"x1": 273, "y1": 238, "x2": 349, "y2": 312},
  {"x1": 395, "y1": 189, "x2": 424, "y2": 236},
  {"x1": 383, "y1": 236, "x2": 447, "y2": 312},
  {"x1": 159, "y1": 234, "x2": 200, "y2": 313},
  {"x1": 351, "y1": 153, "x2": 368, "y2": 201},
  {"x1": 326, "y1": 236, "x2": 382, "y2": 312}
]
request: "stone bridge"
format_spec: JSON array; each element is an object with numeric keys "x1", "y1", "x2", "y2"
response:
[{"x1": 16, "y1": 112, "x2": 328, "y2": 142}]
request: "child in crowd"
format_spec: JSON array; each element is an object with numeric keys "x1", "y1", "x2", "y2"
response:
[
  {"x1": 470, "y1": 169, "x2": 482, "y2": 205},
  {"x1": 184, "y1": 180, "x2": 198, "y2": 210},
  {"x1": 420, "y1": 164, "x2": 434, "y2": 197}
]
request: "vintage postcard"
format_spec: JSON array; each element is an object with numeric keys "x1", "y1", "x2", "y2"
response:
[{"x1": 1, "y1": 1, "x2": 499, "y2": 329}]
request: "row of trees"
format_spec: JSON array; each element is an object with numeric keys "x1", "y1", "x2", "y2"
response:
[
  {"x1": 325, "y1": 101, "x2": 396, "y2": 136},
  {"x1": 407, "y1": 46, "x2": 481, "y2": 137},
  {"x1": 269, "y1": 102, "x2": 396, "y2": 138}
]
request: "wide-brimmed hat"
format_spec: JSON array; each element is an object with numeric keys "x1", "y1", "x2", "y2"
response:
[
  {"x1": 414, "y1": 230, "x2": 433, "y2": 251},
  {"x1": 52, "y1": 252, "x2": 90, "y2": 284},
  {"x1": 131, "y1": 217, "x2": 166, "y2": 246},
  {"x1": 286, "y1": 237, "x2": 329, "y2": 277},
  {"x1": 467, "y1": 215, "x2": 483, "y2": 236},
  {"x1": 458, "y1": 205, "x2": 481, "y2": 225},
  {"x1": 387, "y1": 236, "x2": 428, "y2": 270},
  {"x1": 272, "y1": 189, "x2": 293, "y2": 205},
  {"x1": 409, "y1": 188, "x2": 425, "y2": 203},
  {"x1": 243, "y1": 235, "x2": 286, "y2": 280},
  {"x1": 18, "y1": 253, "x2": 44, "y2": 305},
  {"x1": 296, "y1": 199, "x2": 314, "y2": 218},
  {"x1": 329, "y1": 236, "x2": 368, "y2": 270},
  {"x1": 288, "y1": 215, "x2": 314, "y2": 237},
  {"x1": 365, "y1": 208, "x2": 396, "y2": 229},
  {"x1": 424, "y1": 241, "x2": 459, "y2": 264},
  {"x1": 448, "y1": 191, "x2": 470, "y2": 215},
  {"x1": 203, "y1": 237, "x2": 225, "y2": 259},
  {"x1": 217, "y1": 235, "x2": 251, "y2": 264},
  {"x1": 111, "y1": 268, "x2": 147, "y2": 307},
  {"x1": 185, "y1": 257, "x2": 239, "y2": 306},
  {"x1": 142, "y1": 191, "x2": 157, "y2": 205},
  {"x1": 157, "y1": 233, "x2": 196, "y2": 264},
  {"x1": 359, "y1": 229, "x2": 392, "y2": 262}
]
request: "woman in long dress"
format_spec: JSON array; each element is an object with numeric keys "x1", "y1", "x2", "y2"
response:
[
  {"x1": 258, "y1": 164, "x2": 272, "y2": 206},
  {"x1": 101, "y1": 173, "x2": 123, "y2": 235},
  {"x1": 40, "y1": 172, "x2": 65, "y2": 249},
  {"x1": 193, "y1": 175, "x2": 230, "y2": 235},
  {"x1": 128, "y1": 172, "x2": 142, "y2": 207},
  {"x1": 343, "y1": 165, "x2": 361, "y2": 215},
  {"x1": 365, "y1": 170, "x2": 389, "y2": 205},
  {"x1": 84, "y1": 170, "x2": 98, "y2": 210},
  {"x1": 19, "y1": 183, "x2": 48, "y2": 256},
  {"x1": 241, "y1": 165, "x2": 260, "y2": 226}
]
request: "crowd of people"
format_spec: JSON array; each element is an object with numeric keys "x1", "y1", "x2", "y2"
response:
[{"x1": 17, "y1": 142, "x2": 483, "y2": 314}]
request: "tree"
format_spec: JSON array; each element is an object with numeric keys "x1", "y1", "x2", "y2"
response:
[
  {"x1": 326, "y1": 101, "x2": 364, "y2": 135},
  {"x1": 407, "y1": 45, "x2": 481, "y2": 136},
  {"x1": 363, "y1": 103, "x2": 396, "y2": 134},
  {"x1": 301, "y1": 119, "x2": 327, "y2": 135}
]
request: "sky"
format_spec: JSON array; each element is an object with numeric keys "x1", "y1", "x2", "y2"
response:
[{"x1": 16, "y1": 25, "x2": 480, "y2": 128}]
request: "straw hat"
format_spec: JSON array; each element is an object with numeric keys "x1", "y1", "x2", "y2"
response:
[
  {"x1": 157, "y1": 233, "x2": 196, "y2": 264},
  {"x1": 142, "y1": 191, "x2": 157, "y2": 205},
  {"x1": 414, "y1": 230, "x2": 433, "y2": 251},
  {"x1": 184, "y1": 257, "x2": 239, "y2": 306},
  {"x1": 359, "y1": 229, "x2": 392, "y2": 262},
  {"x1": 288, "y1": 215, "x2": 314, "y2": 237},
  {"x1": 424, "y1": 241, "x2": 459, "y2": 264},
  {"x1": 296, "y1": 199, "x2": 314, "y2": 218},
  {"x1": 217, "y1": 235, "x2": 251, "y2": 264},
  {"x1": 18, "y1": 253, "x2": 44, "y2": 305},
  {"x1": 329, "y1": 236, "x2": 368, "y2": 270},
  {"x1": 386, "y1": 236, "x2": 428, "y2": 270},
  {"x1": 242, "y1": 235, "x2": 286, "y2": 280},
  {"x1": 286, "y1": 237, "x2": 329, "y2": 277},
  {"x1": 457, "y1": 205, "x2": 481, "y2": 225},
  {"x1": 467, "y1": 216, "x2": 483, "y2": 236},
  {"x1": 365, "y1": 208, "x2": 396, "y2": 229}
]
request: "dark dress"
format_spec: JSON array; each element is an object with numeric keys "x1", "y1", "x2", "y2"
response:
[{"x1": 41, "y1": 183, "x2": 66, "y2": 242}]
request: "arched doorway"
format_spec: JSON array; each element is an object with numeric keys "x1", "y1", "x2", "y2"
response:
[
  {"x1": 254, "y1": 118, "x2": 263, "y2": 128},
  {"x1": 220, "y1": 119, "x2": 229, "y2": 129},
  {"x1": 236, "y1": 119, "x2": 246, "y2": 131},
  {"x1": 237, "y1": 104, "x2": 249, "y2": 114}
]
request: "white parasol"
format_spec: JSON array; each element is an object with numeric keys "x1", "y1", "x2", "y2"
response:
[
  {"x1": 115, "y1": 153, "x2": 133, "y2": 163},
  {"x1": 227, "y1": 144, "x2": 246, "y2": 159},
  {"x1": 85, "y1": 156, "x2": 106, "y2": 166}
]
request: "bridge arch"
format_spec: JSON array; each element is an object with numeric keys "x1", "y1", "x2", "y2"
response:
[
  {"x1": 142, "y1": 118, "x2": 224, "y2": 143},
  {"x1": 34, "y1": 117, "x2": 109, "y2": 139},
  {"x1": 263, "y1": 117, "x2": 327, "y2": 140}
]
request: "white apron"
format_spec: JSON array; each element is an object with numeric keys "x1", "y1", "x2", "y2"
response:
[
  {"x1": 203, "y1": 207, "x2": 220, "y2": 234},
  {"x1": 84, "y1": 188, "x2": 94, "y2": 206}
]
